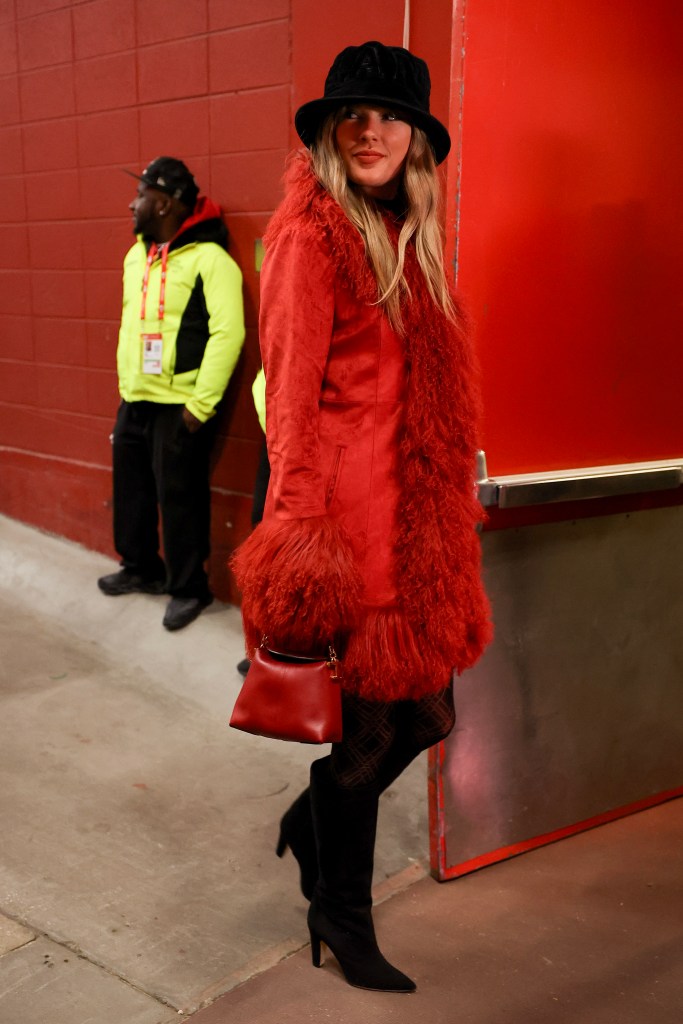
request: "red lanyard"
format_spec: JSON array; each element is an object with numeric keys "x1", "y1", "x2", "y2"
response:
[{"x1": 140, "y1": 243, "x2": 168, "y2": 323}]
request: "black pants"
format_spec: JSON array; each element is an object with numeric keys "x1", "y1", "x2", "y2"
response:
[
  {"x1": 251, "y1": 439, "x2": 270, "y2": 526},
  {"x1": 111, "y1": 400, "x2": 217, "y2": 599}
]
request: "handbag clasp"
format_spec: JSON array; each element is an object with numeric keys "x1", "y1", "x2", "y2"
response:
[{"x1": 327, "y1": 645, "x2": 341, "y2": 680}]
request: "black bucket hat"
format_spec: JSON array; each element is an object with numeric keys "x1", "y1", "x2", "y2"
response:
[
  {"x1": 125, "y1": 156, "x2": 199, "y2": 209},
  {"x1": 294, "y1": 40, "x2": 451, "y2": 165}
]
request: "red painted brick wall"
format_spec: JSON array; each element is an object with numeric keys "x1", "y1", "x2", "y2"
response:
[{"x1": 0, "y1": 0, "x2": 292, "y2": 603}]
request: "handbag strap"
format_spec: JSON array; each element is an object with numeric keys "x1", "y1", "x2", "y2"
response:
[{"x1": 260, "y1": 635, "x2": 341, "y2": 680}]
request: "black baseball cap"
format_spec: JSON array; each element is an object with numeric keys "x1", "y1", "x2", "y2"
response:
[{"x1": 125, "y1": 156, "x2": 199, "y2": 208}]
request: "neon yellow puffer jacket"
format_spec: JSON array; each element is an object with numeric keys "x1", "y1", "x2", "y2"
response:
[{"x1": 117, "y1": 197, "x2": 245, "y2": 423}]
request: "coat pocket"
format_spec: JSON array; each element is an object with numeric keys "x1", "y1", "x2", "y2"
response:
[{"x1": 325, "y1": 445, "x2": 345, "y2": 509}]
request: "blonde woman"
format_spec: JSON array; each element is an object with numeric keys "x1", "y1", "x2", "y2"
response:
[{"x1": 234, "y1": 41, "x2": 491, "y2": 992}]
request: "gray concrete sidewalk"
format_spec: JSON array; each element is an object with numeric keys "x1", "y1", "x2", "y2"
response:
[{"x1": 0, "y1": 515, "x2": 428, "y2": 1023}]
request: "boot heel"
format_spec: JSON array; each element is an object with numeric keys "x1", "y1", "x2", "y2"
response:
[{"x1": 309, "y1": 929, "x2": 323, "y2": 968}]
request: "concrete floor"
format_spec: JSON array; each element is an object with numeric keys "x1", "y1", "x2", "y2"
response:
[
  {"x1": 1, "y1": 513, "x2": 681, "y2": 1024},
  {"x1": 0, "y1": 514, "x2": 427, "y2": 1022}
]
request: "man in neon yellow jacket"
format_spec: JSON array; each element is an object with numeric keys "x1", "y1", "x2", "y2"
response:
[{"x1": 98, "y1": 157, "x2": 245, "y2": 631}]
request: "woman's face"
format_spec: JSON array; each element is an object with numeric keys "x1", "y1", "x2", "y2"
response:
[{"x1": 335, "y1": 104, "x2": 412, "y2": 200}]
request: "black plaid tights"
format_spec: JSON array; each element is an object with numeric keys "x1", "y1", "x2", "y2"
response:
[{"x1": 330, "y1": 686, "x2": 455, "y2": 790}]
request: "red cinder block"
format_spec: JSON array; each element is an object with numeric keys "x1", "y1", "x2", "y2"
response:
[
  {"x1": 23, "y1": 117, "x2": 78, "y2": 172},
  {"x1": 211, "y1": 149, "x2": 288, "y2": 215},
  {"x1": 0, "y1": 404, "x2": 37, "y2": 452},
  {"x1": 77, "y1": 109, "x2": 139, "y2": 168},
  {"x1": 74, "y1": 52, "x2": 137, "y2": 114},
  {"x1": 0, "y1": 225, "x2": 29, "y2": 269},
  {"x1": 220, "y1": 213, "x2": 268, "y2": 328},
  {"x1": 21, "y1": 407, "x2": 108, "y2": 463},
  {"x1": 137, "y1": 0, "x2": 207, "y2": 46},
  {"x1": 0, "y1": 127, "x2": 22, "y2": 174},
  {"x1": 28, "y1": 220, "x2": 83, "y2": 269},
  {"x1": 208, "y1": 0, "x2": 288, "y2": 32},
  {"x1": 188, "y1": 155, "x2": 210, "y2": 193},
  {"x1": 0, "y1": 74, "x2": 20, "y2": 126},
  {"x1": 87, "y1": 319, "x2": 120, "y2": 370},
  {"x1": 0, "y1": 75, "x2": 20, "y2": 128},
  {"x1": 15, "y1": 0, "x2": 67, "y2": 18},
  {"x1": 64, "y1": 410, "x2": 113, "y2": 463},
  {"x1": 8, "y1": 458, "x2": 112, "y2": 553},
  {"x1": 238, "y1": 344, "x2": 264, "y2": 410},
  {"x1": 25, "y1": 169, "x2": 79, "y2": 221},
  {"x1": 242, "y1": 269, "x2": 260, "y2": 329},
  {"x1": 0, "y1": 271, "x2": 31, "y2": 315},
  {"x1": 208, "y1": 488, "x2": 254, "y2": 603},
  {"x1": 30, "y1": 269, "x2": 85, "y2": 319},
  {"x1": 139, "y1": 98, "x2": 210, "y2": 160},
  {"x1": 0, "y1": 20, "x2": 17, "y2": 75},
  {"x1": 86, "y1": 366, "x2": 119, "y2": 417},
  {"x1": 0, "y1": 451, "x2": 114, "y2": 552},
  {"x1": 33, "y1": 317, "x2": 88, "y2": 366},
  {"x1": 80, "y1": 219, "x2": 131, "y2": 271},
  {"x1": 72, "y1": 0, "x2": 135, "y2": 60},
  {"x1": 17, "y1": 8, "x2": 73, "y2": 71},
  {"x1": 220, "y1": 374, "x2": 263, "y2": 445},
  {"x1": 209, "y1": 22, "x2": 290, "y2": 93},
  {"x1": 137, "y1": 36, "x2": 208, "y2": 104},
  {"x1": 84, "y1": 269, "x2": 123, "y2": 321},
  {"x1": 19, "y1": 65, "x2": 75, "y2": 121},
  {"x1": 80, "y1": 166, "x2": 131, "y2": 219},
  {"x1": 0, "y1": 175, "x2": 27, "y2": 223},
  {"x1": 35, "y1": 363, "x2": 90, "y2": 414},
  {"x1": 0, "y1": 316, "x2": 33, "y2": 361},
  {"x1": 0, "y1": 359, "x2": 34, "y2": 405},
  {"x1": 211, "y1": 435, "x2": 261, "y2": 495},
  {"x1": 0, "y1": 404, "x2": 112, "y2": 471},
  {"x1": 209, "y1": 86, "x2": 289, "y2": 155},
  {"x1": 226, "y1": 211, "x2": 272, "y2": 254}
]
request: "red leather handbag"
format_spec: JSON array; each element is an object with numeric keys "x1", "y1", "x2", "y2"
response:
[{"x1": 229, "y1": 638, "x2": 343, "y2": 744}]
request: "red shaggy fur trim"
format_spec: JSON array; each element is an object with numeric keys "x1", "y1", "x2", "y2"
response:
[
  {"x1": 344, "y1": 601, "x2": 492, "y2": 702},
  {"x1": 343, "y1": 608, "x2": 449, "y2": 701},
  {"x1": 231, "y1": 515, "x2": 362, "y2": 656}
]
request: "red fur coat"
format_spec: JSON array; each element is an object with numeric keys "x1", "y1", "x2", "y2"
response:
[{"x1": 233, "y1": 156, "x2": 491, "y2": 701}]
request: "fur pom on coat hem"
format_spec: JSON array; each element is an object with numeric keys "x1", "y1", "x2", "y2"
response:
[{"x1": 231, "y1": 514, "x2": 363, "y2": 655}]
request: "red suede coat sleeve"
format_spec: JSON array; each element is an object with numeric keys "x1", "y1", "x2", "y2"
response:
[
  {"x1": 231, "y1": 223, "x2": 363, "y2": 653},
  {"x1": 259, "y1": 227, "x2": 336, "y2": 520}
]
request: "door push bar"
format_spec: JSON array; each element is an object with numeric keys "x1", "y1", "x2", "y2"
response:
[{"x1": 475, "y1": 453, "x2": 683, "y2": 509}]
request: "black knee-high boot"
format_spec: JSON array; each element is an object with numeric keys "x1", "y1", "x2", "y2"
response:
[
  {"x1": 276, "y1": 688, "x2": 454, "y2": 906},
  {"x1": 307, "y1": 756, "x2": 416, "y2": 992},
  {"x1": 276, "y1": 788, "x2": 317, "y2": 901},
  {"x1": 276, "y1": 744, "x2": 429, "y2": 902}
]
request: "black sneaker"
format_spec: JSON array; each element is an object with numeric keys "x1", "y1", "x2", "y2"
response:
[
  {"x1": 162, "y1": 594, "x2": 213, "y2": 632},
  {"x1": 97, "y1": 570, "x2": 166, "y2": 596}
]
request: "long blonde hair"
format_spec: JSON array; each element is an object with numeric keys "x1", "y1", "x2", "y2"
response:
[{"x1": 310, "y1": 108, "x2": 456, "y2": 332}]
